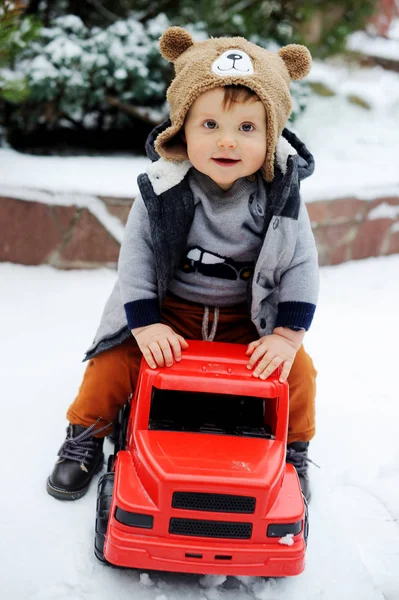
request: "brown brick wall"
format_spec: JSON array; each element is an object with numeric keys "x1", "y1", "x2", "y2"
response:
[{"x1": 1, "y1": 194, "x2": 398, "y2": 269}]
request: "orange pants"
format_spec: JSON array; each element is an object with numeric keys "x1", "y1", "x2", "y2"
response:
[{"x1": 67, "y1": 293, "x2": 316, "y2": 443}]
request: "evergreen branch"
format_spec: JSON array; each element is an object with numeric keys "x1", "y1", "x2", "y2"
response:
[
  {"x1": 106, "y1": 95, "x2": 159, "y2": 125},
  {"x1": 137, "y1": 0, "x2": 177, "y2": 22},
  {"x1": 226, "y1": 0, "x2": 262, "y2": 13},
  {"x1": 83, "y1": 0, "x2": 119, "y2": 23}
]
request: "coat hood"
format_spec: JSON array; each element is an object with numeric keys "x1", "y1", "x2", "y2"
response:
[{"x1": 144, "y1": 118, "x2": 315, "y2": 184}]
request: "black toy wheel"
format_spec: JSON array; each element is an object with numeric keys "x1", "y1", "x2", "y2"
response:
[
  {"x1": 94, "y1": 472, "x2": 115, "y2": 563},
  {"x1": 303, "y1": 495, "x2": 309, "y2": 546},
  {"x1": 107, "y1": 453, "x2": 116, "y2": 472},
  {"x1": 110, "y1": 395, "x2": 132, "y2": 455},
  {"x1": 107, "y1": 393, "x2": 132, "y2": 447}
]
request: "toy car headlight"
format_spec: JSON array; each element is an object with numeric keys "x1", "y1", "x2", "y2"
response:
[
  {"x1": 267, "y1": 521, "x2": 302, "y2": 537},
  {"x1": 115, "y1": 507, "x2": 154, "y2": 529}
]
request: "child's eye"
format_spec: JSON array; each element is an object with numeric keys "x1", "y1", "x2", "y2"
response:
[
  {"x1": 240, "y1": 123, "x2": 255, "y2": 132},
  {"x1": 203, "y1": 120, "x2": 217, "y2": 129}
]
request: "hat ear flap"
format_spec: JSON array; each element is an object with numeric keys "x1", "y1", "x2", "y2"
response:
[
  {"x1": 159, "y1": 26, "x2": 194, "y2": 63},
  {"x1": 278, "y1": 44, "x2": 312, "y2": 80}
]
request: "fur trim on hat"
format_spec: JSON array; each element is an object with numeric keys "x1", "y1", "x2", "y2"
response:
[{"x1": 146, "y1": 135, "x2": 297, "y2": 194}]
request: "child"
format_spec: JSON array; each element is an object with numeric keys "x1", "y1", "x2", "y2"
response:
[{"x1": 47, "y1": 27, "x2": 318, "y2": 502}]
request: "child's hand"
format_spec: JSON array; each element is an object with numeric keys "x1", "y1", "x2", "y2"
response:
[
  {"x1": 132, "y1": 323, "x2": 189, "y2": 369},
  {"x1": 246, "y1": 331, "x2": 301, "y2": 382}
]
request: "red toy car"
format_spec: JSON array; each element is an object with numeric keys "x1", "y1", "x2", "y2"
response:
[{"x1": 95, "y1": 340, "x2": 308, "y2": 577}]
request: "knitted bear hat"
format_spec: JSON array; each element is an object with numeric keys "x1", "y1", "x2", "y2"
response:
[{"x1": 155, "y1": 26, "x2": 312, "y2": 182}]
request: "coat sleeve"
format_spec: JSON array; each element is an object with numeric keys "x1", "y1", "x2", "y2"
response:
[
  {"x1": 275, "y1": 198, "x2": 319, "y2": 331},
  {"x1": 117, "y1": 192, "x2": 161, "y2": 329}
]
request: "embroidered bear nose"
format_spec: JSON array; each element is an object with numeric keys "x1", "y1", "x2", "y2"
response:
[{"x1": 227, "y1": 53, "x2": 242, "y2": 61}]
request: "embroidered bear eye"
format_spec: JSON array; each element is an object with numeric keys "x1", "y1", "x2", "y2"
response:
[{"x1": 203, "y1": 120, "x2": 217, "y2": 129}]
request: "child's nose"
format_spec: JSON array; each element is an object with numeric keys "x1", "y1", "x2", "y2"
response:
[{"x1": 217, "y1": 134, "x2": 237, "y2": 149}]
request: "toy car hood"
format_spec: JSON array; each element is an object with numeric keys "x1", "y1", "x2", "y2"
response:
[{"x1": 136, "y1": 430, "x2": 285, "y2": 487}]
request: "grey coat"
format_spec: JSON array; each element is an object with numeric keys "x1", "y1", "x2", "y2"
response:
[{"x1": 84, "y1": 122, "x2": 318, "y2": 361}]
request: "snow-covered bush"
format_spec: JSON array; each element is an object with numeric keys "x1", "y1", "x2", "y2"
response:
[
  {"x1": 3, "y1": 7, "x2": 310, "y2": 143},
  {"x1": 5, "y1": 12, "x2": 178, "y2": 133}
]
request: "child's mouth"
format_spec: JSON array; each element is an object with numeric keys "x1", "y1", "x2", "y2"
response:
[{"x1": 212, "y1": 158, "x2": 241, "y2": 167}]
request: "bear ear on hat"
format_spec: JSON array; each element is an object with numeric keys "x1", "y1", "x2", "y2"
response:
[
  {"x1": 278, "y1": 44, "x2": 312, "y2": 80},
  {"x1": 159, "y1": 26, "x2": 194, "y2": 62}
]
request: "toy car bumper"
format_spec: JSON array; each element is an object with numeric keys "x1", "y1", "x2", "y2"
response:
[{"x1": 104, "y1": 524, "x2": 306, "y2": 576}]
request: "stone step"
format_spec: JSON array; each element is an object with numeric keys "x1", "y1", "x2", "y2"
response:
[
  {"x1": 1, "y1": 193, "x2": 398, "y2": 269},
  {"x1": 356, "y1": 54, "x2": 399, "y2": 73}
]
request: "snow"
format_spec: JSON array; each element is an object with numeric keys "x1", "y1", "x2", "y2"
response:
[
  {"x1": 306, "y1": 60, "x2": 399, "y2": 110},
  {"x1": 1, "y1": 61, "x2": 399, "y2": 206},
  {"x1": 367, "y1": 202, "x2": 399, "y2": 220},
  {"x1": 347, "y1": 30, "x2": 399, "y2": 61},
  {"x1": 390, "y1": 19, "x2": 399, "y2": 41},
  {"x1": 294, "y1": 60, "x2": 399, "y2": 203},
  {"x1": 53, "y1": 15, "x2": 88, "y2": 35},
  {"x1": 199, "y1": 575, "x2": 227, "y2": 588},
  {"x1": 1, "y1": 254, "x2": 399, "y2": 599},
  {"x1": 46, "y1": 37, "x2": 83, "y2": 63},
  {"x1": 28, "y1": 54, "x2": 59, "y2": 81},
  {"x1": 347, "y1": 18, "x2": 399, "y2": 61},
  {"x1": 278, "y1": 534, "x2": 294, "y2": 546},
  {"x1": 347, "y1": 17, "x2": 399, "y2": 61},
  {"x1": 0, "y1": 149, "x2": 149, "y2": 198}
]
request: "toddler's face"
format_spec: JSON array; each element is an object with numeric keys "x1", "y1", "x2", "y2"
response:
[{"x1": 183, "y1": 87, "x2": 267, "y2": 191}]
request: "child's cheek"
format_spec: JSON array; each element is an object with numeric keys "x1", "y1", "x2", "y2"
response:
[{"x1": 187, "y1": 140, "x2": 209, "y2": 166}]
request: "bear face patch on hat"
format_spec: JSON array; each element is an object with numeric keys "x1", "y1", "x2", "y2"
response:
[
  {"x1": 155, "y1": 26, "x2": 312, "y2": 182},
  {"x1": 212, "y1": 49, "x2": 254, "y2": 76}
]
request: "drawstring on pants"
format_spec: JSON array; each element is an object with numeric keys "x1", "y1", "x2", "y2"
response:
[{"x1": 202, "y1": 306, "x2": 220, "y2": 341}]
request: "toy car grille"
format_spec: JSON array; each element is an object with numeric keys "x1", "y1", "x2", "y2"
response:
[
  {"x1": 169, "y1": 518, "x2": 252, "y2": 539},
  {"x1": 172, "y1": 492, "x2": 256, "y2": 514}
]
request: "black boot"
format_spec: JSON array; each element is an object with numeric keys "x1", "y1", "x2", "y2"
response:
[
  {"x1": 286, "y1": 441, "x2": 313, "y2": 502},
  {"x1": 47, "y1": 419, "x2": 111, "y2": 501}
]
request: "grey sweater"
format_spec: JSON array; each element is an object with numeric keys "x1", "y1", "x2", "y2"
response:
[
  {"x1": 168, "y1": 168, "x2": 267, "y2": 306},
  {"x1": 117, "y1": 170, "x2": 267, "y2": 313}
]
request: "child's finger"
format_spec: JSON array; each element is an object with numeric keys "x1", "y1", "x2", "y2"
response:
[
  {"x1": 168, "y1": 335, "x2": 183, "y2": 362},
  {"x1": 253, "y1": 353, "x2": 278, "y2": 376},
  {"x1": 257, "y1": 356, "x2": 282, "y2": 380},
  {"x1": 158, "y1": 339, "x2": 174, "y2": 367},
  {"x1": 279, "y1": 361, "x2": 292, "y2": 382},
  {"x1": 149, "y1": 341, "x2": 165, "y2": 367},
  {"x1": 253, "y1": 352, "x2": 273, "y2": 376},
  {"x1": 245, "y1": 339, "x2": 261, "y2": 355},
  {"x1": 246, "y1": 343, "x2": 268, "y2": 369},
  {"x1": 141, "y1": 346, "x2": 157, "y2": 369},
  {"x1": 177, "y1": 335, "x2": 189, "y2": 348}
]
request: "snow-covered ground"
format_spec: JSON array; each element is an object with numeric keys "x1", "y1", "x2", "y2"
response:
[{"x1": 1, "y1": 255, "x2": 398, "y2": 600}]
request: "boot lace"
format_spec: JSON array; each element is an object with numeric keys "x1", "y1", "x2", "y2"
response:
[
  {"x1": 286, "y1": 446, "x2": 320, "y2": 474},
  {"x1": 57, "y1": 418, "x2": 111, "y2": 465}
]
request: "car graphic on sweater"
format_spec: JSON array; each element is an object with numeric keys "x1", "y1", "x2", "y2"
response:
[
  {"x1": 94, "y1": 341, "x2": 309, "y2": 577},
  {"x1": 180, "y1": 246, "x2": 254, "y2": 281}
]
